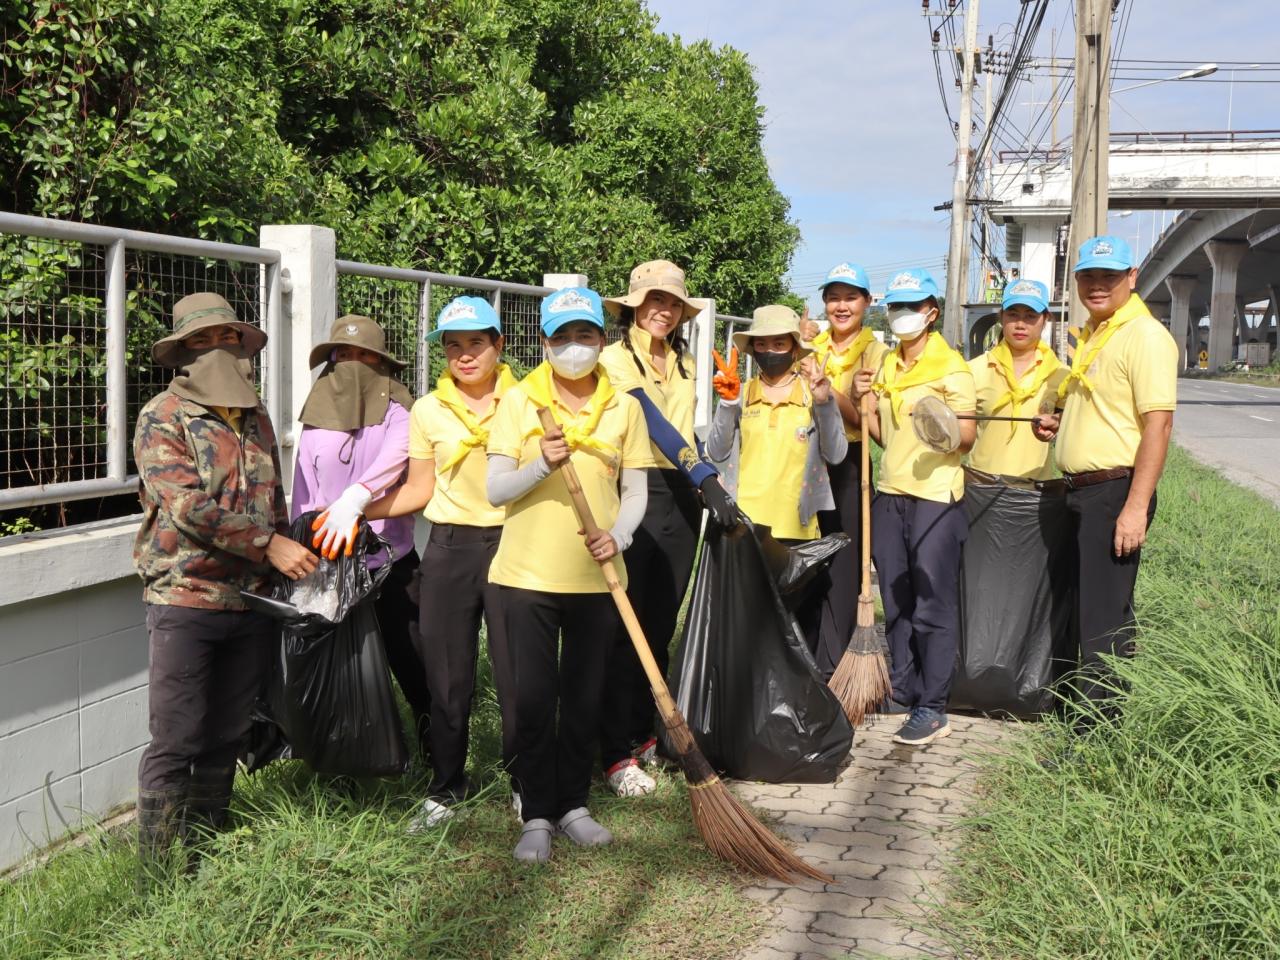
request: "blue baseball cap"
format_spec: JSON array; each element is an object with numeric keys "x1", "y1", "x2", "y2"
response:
[
  {"x1": 1001, "y1": 278, "x2": 1050, "y2": 314},
  {"x1": 881, "y1": 268, "x2": 940, "y2": 305},
  {"x1": 540, "y1": 286, "x2": 605, "y2": 336},
  {"x1": 819, "y1": 262, "x2": 871, "y2": 294},
  {"x1": 427, "y1": 296, "x2": 501, "y2": 341},
  {"x1": 1074, "y1": 235, "x2": 1134, "y2": 272}
]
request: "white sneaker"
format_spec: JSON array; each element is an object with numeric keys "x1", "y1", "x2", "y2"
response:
[
  {"x1": 606, "y1": 760, "x2": 656, "y2": 797},
  {"x1": 407, "y1": 797, "x2": 454, "y2": 833}
]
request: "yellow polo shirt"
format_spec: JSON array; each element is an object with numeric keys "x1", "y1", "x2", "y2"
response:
[
  {"x1": 486, "y1": 373, "x2": 655, "y2": 593},
  {"x1": 408, "y1": 380, "x2": 511, "y2": 528},
  {"x1": 599, "y1": 326, "x2": 698, "y2": 471},
  {"x1": 968, "y1": 348, "x2": 1068, "y2": 481},
  {"x1": 810, "y1": 329, "x2": 889, "y2": 441},
  {"x1": 738, "y1": 378, "x2": 818, "y2": 540},
  {"x1": 876, "y1": 361, "x2": 976, "y2": 503},
  {"x1": 1056, "y1": 295, "x2": 1178, "y2": 473}
]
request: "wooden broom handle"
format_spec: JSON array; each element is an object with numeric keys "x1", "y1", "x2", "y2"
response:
[
  {"x1": 535, "y1": 407, "x2": 680, "y2": 718},
  {"x1": 859, "y1": 365, "x2": 873, "y2": 597}
]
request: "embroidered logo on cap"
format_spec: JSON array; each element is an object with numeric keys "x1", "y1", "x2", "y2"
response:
[
  {"x1": 345, "y1": 323, "x2": 359, "y2": 335},
  {"x1": 888, "y1": 272, "x2": 923, "y2": 292},
  {"x1": 828, "y1": 263, "x2": 859, "y2": 280},
  {"x1": 548, "y1": 290, "x2": 593, "y2": 313},
  {"x1": 439, "y1": 301, "x2": 479, "y2": 325},
  {"x1": 1010, "y1": 281, "x2": 1041, "y2": 297},
  {"x1": 1092, "y1": 240, "x2": 1113, "y2": 256}
]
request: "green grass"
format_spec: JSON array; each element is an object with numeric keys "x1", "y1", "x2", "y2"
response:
[
  {"x1": 933, "y1": 444, "x2": 1280, "y2": 959},
  {"x1": 1, "y1": 656, "x2": 765, "y2": 959}
]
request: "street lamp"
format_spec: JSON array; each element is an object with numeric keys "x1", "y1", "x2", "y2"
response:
[{"x1": 1112, "y1": 63, "x2": 1219, "y2": 95}]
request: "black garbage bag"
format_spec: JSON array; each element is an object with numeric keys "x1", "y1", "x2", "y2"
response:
[
  {"x1": 755, "y1": 526, "x2": 850, "y2": 604},
  {"x1": 665, "y1": 520, "x2": 853, "y2": 783},
  {"x1": 242, "y1": 512, "x2": 409, "y2": 777},
  {"x1": 951, "y1": 479, "x2": 1075, "y2": 718}
]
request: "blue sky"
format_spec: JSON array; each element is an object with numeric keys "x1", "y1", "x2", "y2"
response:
[{"x1": 643, "y1": 0, "x2": 1278, "y2": 312}]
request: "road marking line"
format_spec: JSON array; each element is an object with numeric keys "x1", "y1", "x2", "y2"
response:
[{"x1": 1249, "y1": 414, "x2": 1273, "y2": 422}]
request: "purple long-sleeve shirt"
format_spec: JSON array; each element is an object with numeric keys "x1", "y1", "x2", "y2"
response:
[{"x1": 291, "y1": 400, "x2": 414, "y2": 568}]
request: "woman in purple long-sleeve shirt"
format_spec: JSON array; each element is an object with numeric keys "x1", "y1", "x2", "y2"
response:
[{"x1": 292, "y1": 315, "x2": 432, "y2": 759}]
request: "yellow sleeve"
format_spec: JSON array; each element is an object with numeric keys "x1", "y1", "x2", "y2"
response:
[
  {"x1": 407, "y1": 397, "x2": 435, "y2": 460},
  {"x1": 865, "y1": 339, "x2": 890, "y2": 371},
  {"x1": 599, "y1": 342, "x2": 645, "y2": 394},
  {"x1": 1129, "y1": 322, "x2": 1179, "y2": 413},
  {"x1": 619, "y1": 395, "x2": 657, "y2": 469},
  {"x1": 1046, "y1": 367, "x2": 1070, "y2": 409},
  {"x1": 486, "y1": 387, "x2": 529, "y2": 460},
  {"x1": 944, "y1": 369, "x2": 977, "y2": 414}
]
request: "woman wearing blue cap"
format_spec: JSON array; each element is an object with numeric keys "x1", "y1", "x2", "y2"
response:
[
  {"x1": 484, "y1": 287, "x2": 654, "y2": 863},
  {"x1": 851, "y1": 268, "x2": 975, "y2": 745},
  {"x1": 364, "y1": 296, "x2": 517, "y2": 828},
  {"x1": 804, "y1": 263, "x2": 889, "y2": 679}
]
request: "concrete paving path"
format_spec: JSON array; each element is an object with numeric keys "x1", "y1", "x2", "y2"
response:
[{"x1": 732, "y1": 713, "x2": 1016, "y2": 960}]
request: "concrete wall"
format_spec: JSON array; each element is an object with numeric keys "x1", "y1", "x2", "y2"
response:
[{"x1": 0, "y1": 517, "x2": 147, "y2": 872}]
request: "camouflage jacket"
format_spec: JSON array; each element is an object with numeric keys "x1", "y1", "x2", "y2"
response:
[{"x1": 132, "y1": 390, "x2": 289, "y2": 609}]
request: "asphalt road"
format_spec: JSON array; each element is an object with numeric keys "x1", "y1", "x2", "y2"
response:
[{"x1": 1174, "y1": 378, "x2": 1280, "y2": 506}]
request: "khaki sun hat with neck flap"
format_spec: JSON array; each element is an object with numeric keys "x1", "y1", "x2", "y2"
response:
[
  {"x1": 151, "y1": 292, "x2": 267, "y2": 367},
  {"x1": 603, "y1": 259, "x2": 701, "y2": 322},
  {"x1": 731, "y1": 304, "x2": 815, "y2": 360},
  {"x1": 308, "y1": 314, "x2": 407, "y2": 370}
]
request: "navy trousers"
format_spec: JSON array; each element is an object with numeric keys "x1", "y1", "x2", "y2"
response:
[{"x1": 871, "y1": 493, "x2": 968, "y2": 713}]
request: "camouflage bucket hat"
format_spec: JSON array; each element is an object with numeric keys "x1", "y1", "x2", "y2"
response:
[
  {"x1": 603, "y1": 259, "x2": 701, "y2": 321},
  {"x1": 151, "y1": 292, "x2": 267, "y2": 367},
  {"x1": 308, "y1": 314, "x2": 407, "y2": 370}
]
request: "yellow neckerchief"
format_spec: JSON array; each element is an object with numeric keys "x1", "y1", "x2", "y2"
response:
[
  {"x1": 873, "y1": 331, "x2": 969, "y2": 425},
  {"x1": 989, "y1": 339, "x2": 1062, "y2": 435},
  {"x1": 210, "y1": 405, "x2": 244, "y2": 435},
  {"x1": 433, "y1": 363, "x2": 517, "y2": 471},
  {"x1": 1057, "y1": 293, "x2": 1145, "y2": 400},
  {"x1": 521, "y1": 361, "x2": 619, "y2": 458},
  {"x1": 628, "y1": 324, "x2": 692, "y2": 384},
  {"x1": 812, "y1": 325, "x2": 875, "y2": 381}
]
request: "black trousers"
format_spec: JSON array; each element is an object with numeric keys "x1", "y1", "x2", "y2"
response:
[
  {"x1": 871, "y1": 493, "x2": 968, "y2": 713},
  {"x1": 138, "y1": 605, "x2": 272, "y2": 794},
  {"x1": 502, "y1": 587, "x2": 614, "y2": 822},
  {"x1": 375, "y1": 551, "x2": 432, "y2": 755},
  {"x1": 599, "y1": 470, "x2": 700, "y2": 771},
  {"x1": 1065, "y1": 476, "x2": 1156, "y2": 714},
  {"x1": 413, "y1": 524, "x2": 514, "y2": 799},
  {"x1": 816, "y1": 444, "x2": 871, "y2": 679}
]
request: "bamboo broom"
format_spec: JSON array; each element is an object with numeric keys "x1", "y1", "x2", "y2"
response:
[
  {"x1": 827, "y1": 377, "x2": 891, "y2": 727},
  {"x1": 535, "y1": 407, "x2": 829, "y2": 885}
]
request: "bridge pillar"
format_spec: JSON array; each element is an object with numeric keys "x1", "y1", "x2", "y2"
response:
[
  {"x1": 1164, "y1": 275, "x2": 1197, "y2": 371},
  {"x1": 1204, "y1": 240, "x2": 1248, "y2": 370},
  {"x1": 1236, "y1": 294, "x2": 1252, "y2": 346}
]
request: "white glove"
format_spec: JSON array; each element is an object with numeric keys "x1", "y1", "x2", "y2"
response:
[{"x1": 310, "y1": 483, "x2": 373, "y2": 560}]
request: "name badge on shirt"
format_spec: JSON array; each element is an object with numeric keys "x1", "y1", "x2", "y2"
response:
[{"x1": 795, "y1": 426, "x2": 809, "y2": 444}]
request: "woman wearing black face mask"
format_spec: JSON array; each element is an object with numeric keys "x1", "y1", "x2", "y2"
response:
[{"x1": 707, "y1": 305, "x2": 848, "y2": 652}]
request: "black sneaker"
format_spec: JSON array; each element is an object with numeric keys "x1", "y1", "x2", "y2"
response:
[{"x1": 892, "y1": 708, "x2": 951, "y2": 745}]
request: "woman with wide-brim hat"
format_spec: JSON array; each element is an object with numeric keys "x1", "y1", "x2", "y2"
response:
[
  {"x1": 133, "y1": 292, "x2": 316, "y2": 887},
  {"x1": 294, "y1": 314, "x2": 433, "y2": 761},
  {"x1": 596, "y1": 260, "x2": 737, "y2": 797},
  {"x1": 707, "y1": 304, "x2": 847, "y2": 651}
]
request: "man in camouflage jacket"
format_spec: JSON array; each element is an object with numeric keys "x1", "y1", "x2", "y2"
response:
[{"x1": 133, "y1": 292, "x2": 316, "y2": 886}]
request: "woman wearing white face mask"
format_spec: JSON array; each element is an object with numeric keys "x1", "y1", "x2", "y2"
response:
[
  {"x1": 484, "y1": 286, "x2": 655, "y2": 863},
  {"x1": 851, "y1": 268, "x2": 975, "y2": 746}
]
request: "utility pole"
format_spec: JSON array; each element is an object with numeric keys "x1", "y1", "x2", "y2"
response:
[
  {"x1": 1049, "y1": 28, "x2": 1059, "y2": 148},
  {"x1": 1067, "y1": 0, "x2": 1113, "y2": 337},
  {"x1": 942, "y1": 0, "x2": 979, "y2": 347}
]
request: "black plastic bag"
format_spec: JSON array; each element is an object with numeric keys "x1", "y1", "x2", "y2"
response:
[
  {"x1": 242, "y1": 512, "x2": 409, "y2": 777},
  {"x1": 951, "y1": 480, "x2": 1075, "y2": 718},
  {"x1": 665, "y1": 521, "x2": 853, "y2": 783}
]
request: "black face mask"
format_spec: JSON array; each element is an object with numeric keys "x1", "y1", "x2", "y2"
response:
[{"x1": 753, "y1": 349, "x2": 794, "y2": 377}]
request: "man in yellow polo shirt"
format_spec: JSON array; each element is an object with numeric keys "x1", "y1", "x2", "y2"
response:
[{"x1": 1035, "y1": 235, "x2": 1177, "y2": 728}]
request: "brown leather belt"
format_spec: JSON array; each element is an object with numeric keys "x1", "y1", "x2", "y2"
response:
[{"x1": 1062, "y1": 467, "x2": 1133, "y2": 490}]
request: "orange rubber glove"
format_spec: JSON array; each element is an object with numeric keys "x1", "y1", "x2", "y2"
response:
[{"x1": 712, "y1": 347, "x2": 741, "y2": 402}]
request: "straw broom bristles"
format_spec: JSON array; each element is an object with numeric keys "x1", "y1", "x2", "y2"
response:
[{"x1": 535, "y1": 407, "x2": 830, "y2": 885}]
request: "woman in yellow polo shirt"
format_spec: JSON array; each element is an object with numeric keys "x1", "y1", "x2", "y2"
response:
[
  {"x1": 597, "y1": 260, "x2": 736, "y2": 798},
  {"x1": 852, "y1": 268, "x2": 975, "y2": 746},
  {"x1": 485, "y1": 287, "x2": 654, "y2": 864},
  {"x1": 804, "y1": 263, "x2": 890, "y2": 680},
  {"x1": 364, "y1": 296, "x2": 516, "y2": 830},
  {"x1": 707, "y1": 304, "x2": 846, "y2": 652}
]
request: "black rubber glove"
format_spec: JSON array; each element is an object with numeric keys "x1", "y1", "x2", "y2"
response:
[{"x1": 698, "y1": 475, "x2": 739, "y2": 529}]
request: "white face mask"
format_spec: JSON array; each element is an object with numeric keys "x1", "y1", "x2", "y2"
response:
[
  {"x1": 545, "y1": 340, "x2": 601, "y2": 380},
  {"x1": 888, "y1": 305, "x2": 935, "y2": 341}
]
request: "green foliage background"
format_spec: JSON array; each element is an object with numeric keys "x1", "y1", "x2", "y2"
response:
[{"x1": 0, "y1": 0, "x2": 799, "y2": 313}]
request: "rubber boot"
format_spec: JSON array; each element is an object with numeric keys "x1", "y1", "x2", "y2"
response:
[
  {"x1": 136, "y1": 788, "x2": 186, "y2": 895},
  {"x1": 184, "y1": 765, "x2": 235, "y2": 875}
]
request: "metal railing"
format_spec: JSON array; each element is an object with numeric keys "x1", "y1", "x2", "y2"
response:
[
  {"x1": 334, "y1": 260, "x2": 552, "y2": 396},
  {"x1": 0, "y1": 212, "x2": 282, "y2": 511}
]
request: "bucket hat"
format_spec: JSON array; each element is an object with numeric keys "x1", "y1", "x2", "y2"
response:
[
  {"x1": 427, "y1": 296, "x2": 502, "y2": 341},
  {"x1": 1001, "y1": 278, "x2": 1050, "y2": 314},
  {"x1": 603, "y1": 260, "x2": 700, "y2": 321},
  {"x1": 881, "y1": 268, "x2": 940, "y2": 306},
  {"x1": 308, "y1": 314, "x2": 406, "y2": 370},
  {"x1": 1074, "y1": 235, "x2": 1134, "y2": 272},
  {"x1": 731, "y1": 304, "x2": 815, "y2": 360},
  {"x1": 151, "y1": 292, "x2": 267, "y2": 367},
  {"x1": 541, "y1": 287, "x2": 605, "y2": 336},
  {"x1": 819, "y1": 262, "x2": 871, "y2": 295}
]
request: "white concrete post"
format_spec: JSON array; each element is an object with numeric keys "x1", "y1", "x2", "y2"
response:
[
  {"x1": 1164, "y1": 275, "x2": 1197, "y2": 372},
  {"x1": 687, "y1": 298, "x2": 715, "y2": 438},
  {"x1": 1204, "y1": 240, "x2": 1247, "y2": 370},
  {"x1": 260, "y1": 225, "x2": 337, "y2": 490}
]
